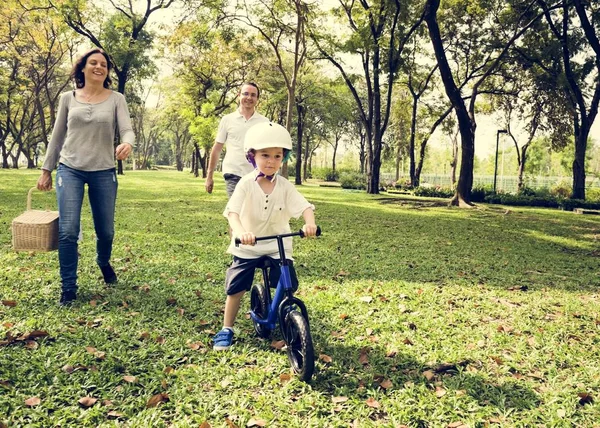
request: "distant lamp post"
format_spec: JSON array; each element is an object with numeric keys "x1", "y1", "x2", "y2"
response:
[{"x1": 493, "y1": 129, "x2": 508, "y2": 193}]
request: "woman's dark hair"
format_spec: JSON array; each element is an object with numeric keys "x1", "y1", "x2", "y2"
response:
[
  {"x1": 71, "y1": 48, "x2": 112, "y2": 89},
  {"x1": 241, "y1": 81, "x2": 260, "y2": 99}
]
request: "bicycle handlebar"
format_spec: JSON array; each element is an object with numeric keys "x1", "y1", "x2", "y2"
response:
[{"x1": 235, "y1": 226, "x2": 321, "y2": 247}]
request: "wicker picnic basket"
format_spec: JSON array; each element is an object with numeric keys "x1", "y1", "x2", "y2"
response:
[{"x1": 11, "y1": 187, "x2": 59, "y2": 252}]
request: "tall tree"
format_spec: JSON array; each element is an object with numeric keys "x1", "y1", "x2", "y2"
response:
[
  {"x1": 536, "y1": 0, "x2": 600, "y2": 199},
  {"x1": 232, "y1": 0, "x2": 312, "y2": 178},
  {"x1": 310, "y1": 0, "x2": 425, "y2": 193},
  {"x1": 423, "y1": 0, "x2": 556, "y2": 206}
]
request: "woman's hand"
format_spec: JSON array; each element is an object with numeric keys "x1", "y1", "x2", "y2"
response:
[
  {"x1": 115, "y1": 143, "x2": 133, "y2": 160},
  {"x1": 37, "y1": 170, "x2": 53, "y2": 191}
]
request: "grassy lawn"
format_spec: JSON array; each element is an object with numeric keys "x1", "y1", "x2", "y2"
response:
[{"x1": 1, "y1": 169, "x2": 600, "y2": 427}]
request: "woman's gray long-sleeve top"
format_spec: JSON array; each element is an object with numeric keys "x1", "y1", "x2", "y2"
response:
[{"x1": 42, "y1": 90, "x2": 135, "y2": 172}]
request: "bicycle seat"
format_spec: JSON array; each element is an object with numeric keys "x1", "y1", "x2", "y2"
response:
[{"x1": 256, "y1": 256, "x2": 277, "y2": 270}]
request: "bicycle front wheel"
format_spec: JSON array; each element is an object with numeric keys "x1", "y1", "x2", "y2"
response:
[
  {"x1": 283, "y1": 310, "x2": 315, "y2": 382},
  {"x1": 250, "y1": 283, "x2": 272, "y2": 339}
]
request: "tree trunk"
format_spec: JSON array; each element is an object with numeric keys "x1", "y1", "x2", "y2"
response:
[
  {"x1": 295, "y1": 102, "x2": 304, "y2": 185},
  {"x1": 303, "y1": 134, "x2": 310, "y2": 181},
  {"x1": 414, "y1": 137, "x2": 431, "y2": 187},
  {"x1": 450, "y1": 129, "x2": 459, "y2": 189},
  {"x1": 425, "y1": 0, "x2": 476, "y2": 206},
  {"x1": 517, "y1": 144, "x2": 529, "y2": 193},
  {"x1": 572, "y1": 126, "x2": 588, "y2": 199},
  {"x1": 409, "y1": 98, "x2": 418, "y2": 186},
  {"x1": 193, "y1": 142, "x2": 200, "y2": 178}
]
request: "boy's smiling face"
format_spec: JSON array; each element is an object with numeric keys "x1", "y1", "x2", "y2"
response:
[{"x1": 254, "y1": 147, "x2": 284, "y2": 176}]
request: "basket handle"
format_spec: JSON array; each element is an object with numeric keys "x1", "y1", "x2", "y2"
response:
[
  {"x1": 27, "y1": 187, "x2": 36, "y2": 211},
  {"x1": 27, "y1": 187, "x2": 53, "y2": 211}
]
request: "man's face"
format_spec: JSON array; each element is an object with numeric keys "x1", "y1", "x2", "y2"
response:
[{"x1": 239, "y1": 84, "x2": 259, "y2": 109}]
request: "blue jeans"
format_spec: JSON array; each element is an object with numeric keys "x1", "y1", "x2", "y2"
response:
[{"x1": 56, "y1": 164, "x2": 118, "y2": 292}]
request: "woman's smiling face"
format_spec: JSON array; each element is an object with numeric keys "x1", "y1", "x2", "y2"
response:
[{"x1": 83, "y1": 53, "x2": 109, "y2": 86}]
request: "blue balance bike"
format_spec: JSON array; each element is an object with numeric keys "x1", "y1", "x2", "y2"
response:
[{"x1": 236, "y1": 227, "x2": 321, "y2": 382}]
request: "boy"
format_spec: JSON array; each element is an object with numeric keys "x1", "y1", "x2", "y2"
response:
[{"x1": 213, "y1": 122, "x2": 317, "y2": 350}]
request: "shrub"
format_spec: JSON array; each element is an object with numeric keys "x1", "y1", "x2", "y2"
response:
[
  {"x1": 558, "y1": 198, "x2": 600, "y2": 211},
  {"x1": 518, "y1": 186, "x2": 537, "y2": 197},
  {"x1": 586, "y1": 187, "x2": 600, "y2": 202},
  {"x1": 340, "y1": 172, "x2": 367, "y2": 190},
  {"x1": 471, "y1": 186, "x2": 492, "y2": 203},
  {"x1": 484, "y1": 193, "x2": 559, "y2": 208},
  {"x1": 551, "y1": 181, "x2": 571, "y2": 198},
  {"x1": 394, "y1": 180, "x2": 413, "y2": 190},
  {"x1": 414, "y1": 186, "x2": 453, "y2": 198},
  {"x1": 324, "y1": 169, "x2": 340, "y2": 182}
]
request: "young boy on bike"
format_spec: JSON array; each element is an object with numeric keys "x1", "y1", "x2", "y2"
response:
[{"x1": 213, "y1": 122, "x2": 318, "y2": 351}]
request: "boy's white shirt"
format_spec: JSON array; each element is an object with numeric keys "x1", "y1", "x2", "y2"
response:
[{"x1": 223, "y1": 171, "x2": 315, "y2": 259}]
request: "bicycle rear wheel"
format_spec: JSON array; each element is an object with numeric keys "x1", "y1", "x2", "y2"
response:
[
  {"x1": 283, "y1": 310, "x2": 315, "y2": 382},
  {"x1": 250, "y1": 283, "x2": 271, "y2": 339}
]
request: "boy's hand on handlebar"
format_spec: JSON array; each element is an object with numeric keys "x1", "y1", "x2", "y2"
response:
[
  {"x1": 302, "y1": 224, "x2": 318, "y2": 237},
  {"x1": 236, "y1": 232, "x2": 256, "y2": 245}
]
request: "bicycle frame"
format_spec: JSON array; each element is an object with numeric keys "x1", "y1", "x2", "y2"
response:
[{"x1": 237, "y1": 229, "x2": 316, "y2": 331}]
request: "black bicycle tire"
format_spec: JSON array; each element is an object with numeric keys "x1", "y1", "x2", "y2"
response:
[
  {"x1": 250, "y1": 283, "x2": 272, "y2": 339},
  {"x1": 284, "y1": 310, "x2": 315, "y2": 382}
]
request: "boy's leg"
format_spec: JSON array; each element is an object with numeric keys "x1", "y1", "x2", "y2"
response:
[
  {"x1": 213, "y1": 257, "x2": 259, "y2": 350},
  {"x1": 223, "y1": 290, "x2": 245, "y2": 328}
]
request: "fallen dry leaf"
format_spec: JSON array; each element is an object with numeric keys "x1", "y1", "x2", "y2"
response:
[
  {"x1": 365, "y1": 397, "x2": 380, "y2": 408},
  {"x1": 319, "y1": 354, "x2": 333, "y2": 363},
  {"x1": 225, "y1": 417, "x2": 239, "y2": 428},
  {"x1": 1, "y1": 300, "x2": 17, "y2": 307},
  {"x1": 422, "y1": 370, "x2": 435, "y2": 381},
  {"x1": 358, "y1": 351, "x2": 369, "y2": 365},
  {"x1": 78, "y1": 396, "x2": 98, "y2": 408},
  {"x1": 200, "y1": 422, "x2": 211, "y2": 428},
  {"x1": 360, "y1": 296, "x2": 373, "y2": 303},
  {"x1": 246, "y1": 417, "x2": 267, "y2": 427},
  {"x1": 578, "y1": 392, "x2": 594, "y2": 405},
  {"x1": 447, "y1": 423, "x2": 468, "y2": 428},
  {"x1": 107, "y1": 410, "x2": 124, "y2": 419},
  {"x1": 279, "y1": 373, "x2": 291, "y2": 384},
  {"x1": 332, "y1": 396, "x2": 349, "y2": 403},
  {"x1": 379, "y1": 379, "x2": 393, "y2": 389},
  {"x1": 24, "y1": 397, "x2": 41, "y2": 407},
  {"x1": 146, "y1": 393, "x2": 169, "y2": 408},
  {"x1": 123, "y1": 375, "x2": 137, "y2": 383},
  {"x1": 270, "y1": 340, "x2": 286, "y2": 350},
  {"x1": 435, "y1": 386, "x2": 447, "y2": 398}
]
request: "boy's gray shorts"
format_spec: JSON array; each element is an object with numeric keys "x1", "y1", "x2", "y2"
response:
[
  {"x1": 223, "y1": 173, "x2": 241, "y2": 198},
  {"x1": 225, "y1": 256, "x2": 299, "y2": 295}
]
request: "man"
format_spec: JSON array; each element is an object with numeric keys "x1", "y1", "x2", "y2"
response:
[{"x1": 205, "y1": 82, "x2": 269, "y2": 197}]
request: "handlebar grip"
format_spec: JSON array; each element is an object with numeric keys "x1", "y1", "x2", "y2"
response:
[{"x1": 298, "y1": 225, "x2": 322, "y2": 238}]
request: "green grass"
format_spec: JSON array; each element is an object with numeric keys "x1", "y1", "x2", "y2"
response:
[{"x1": 1, "y1": 169, "x2": 600, "y2": 427}]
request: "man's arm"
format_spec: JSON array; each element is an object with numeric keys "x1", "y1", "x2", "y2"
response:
[{"x1": 205, "y1": 142, "x2": 224, "y2": 193}]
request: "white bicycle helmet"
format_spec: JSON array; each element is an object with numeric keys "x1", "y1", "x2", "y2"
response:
[{"x1": 244, "y1": 122, "x2": 292, "y2": 152}]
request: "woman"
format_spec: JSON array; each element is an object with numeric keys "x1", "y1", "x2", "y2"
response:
[{"x1": 37, "y1": 48, "x2": 135, "y2": 305}]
